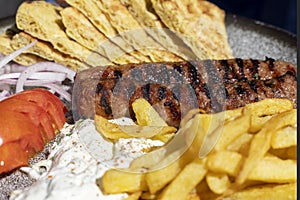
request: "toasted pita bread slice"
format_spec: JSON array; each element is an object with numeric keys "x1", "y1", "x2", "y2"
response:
[
  {"x1": 95, "y1": 0, "x2": 182, "y2": 62},
  {"x1": 15, "y1": 1, "x2": 112, "y2": 67},
  {"x1": 11, "y1": 32, "x2": 89, "y2": 71},
  {"x1": 151, "y1": 0, "x2": 233, "y2": 59},
  {"x1": 60, "y1": 7, "x2": 140, "y2": 64},
  {"x1": 120, "y1": 0, "x2": 197, "y2": 60},
  {"x1": 65, "y1": 0, "x2": 151, "y2": 62},
  {"x1": 0, "y1": 33, "x2": 45, "y2": 66}
]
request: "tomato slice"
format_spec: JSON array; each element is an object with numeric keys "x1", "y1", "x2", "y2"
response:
[
  {"x1": 10, "y1": 89, "x2": 66, "y2": 130},
  {"x1": 0, "y1": 98, "x2": 56, "y2": 142},
  {"x1": 0, "y1": 110, "x2": 44, "y2": 152},
  {"x1": 0, "y1": 142, "x2": 31, "y2": 174}
]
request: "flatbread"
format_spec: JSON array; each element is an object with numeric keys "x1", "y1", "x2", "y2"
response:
[
  {"x1": 0, "y1": 33, "x2": 45, "y2": 66},
  {"x1": 60, "y1": 7, "x2": 140, "y2": 64},
  {"x1": 65, "y1": 0, "x2": 151, "y2": 62},
  {"x1": 120, "y1": 0, "x2": 197, "y2": 60},
  {"x1": 95, "y1": 0, "x2": 182, "y2": 62},
  {"x1": 151, "y1": 0, "x2": 233, "y2": 59},
  {"x1": 11, "y1": 32, "x2": 90, "y2": 71},
  {"x1": 15, "y1": 1, "x2": 112, "y2": 67}
]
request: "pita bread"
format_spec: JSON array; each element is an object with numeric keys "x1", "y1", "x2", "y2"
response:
[
  {"x1": 151, "y1": 0, "x2": 233, "y2": 59},
  {"x1": 60, "y1": 7, "x2": 140, "y2": 64},
  {"x1": 0, "y1": 33, "x2": 45, "y2": 66},
  {"x1": 65, "y1": 0, "x2": 151, "y2": 62},
  {"x1": 15, "y1": 1, "x2": 112, "y2": 67},
  {"x1": 11, "y1": 32, "x2": 90, "y2": 71},
  {"x1": 95, "y1": 0, "x2": 182, "y2": 62},
  {"x1": 120, "y1": 0, "x2": 197, "y2": 60}
]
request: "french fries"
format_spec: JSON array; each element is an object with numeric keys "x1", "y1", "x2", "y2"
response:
[
  {"x1": 100, "y1": 169, "x2": 147, "y2": 194},
  {"x1": 95, "y1": 98, "x2": 177, "y2": 142},
  {"x1": 98, "y1": 98, "x2": 297, "y2": 199}
]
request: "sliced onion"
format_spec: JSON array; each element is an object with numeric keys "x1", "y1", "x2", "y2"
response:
[
  {"x1": 16, "y1": 61, "x2": 76, "y2": 93},
  {"x1": 0, "y1": 79, "x2": 71, "y2": 101},
  {"x1": 0, "y1": 79, "x2": 58, "y2": 86},
  {"x1": 38, "y1": 83, "x2": 71, "y2": 102},
  {"x1": 0, "y1": 41, "x2": 37, "y2": 70},
  {"x1": 0, "y1": 72, "x2": 67, "y2": 81}
]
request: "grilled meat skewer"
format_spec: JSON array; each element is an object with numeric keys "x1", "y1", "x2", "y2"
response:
[{"x1": 73, "y1": 58, "x2": 297, "y2": 127}]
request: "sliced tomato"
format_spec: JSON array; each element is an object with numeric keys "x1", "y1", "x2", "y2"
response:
[
  {"x1": 0, "y1": 110, "x2": 44, "y2": 152},
  {"x1": 10, "y1": 88, "x2": 66, "y2": 129},
  {"x1": 0, "y1": 98, "x2": 56, "y2": 142},
  {"x1": 0, "y1": 142, "x2": 31, "y2": 174}
]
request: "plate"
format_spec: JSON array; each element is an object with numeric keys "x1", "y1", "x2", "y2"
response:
[
  {"x1": 0, "y1": 14, "x2": 297, "y2": 200},
  {"x1": 226, "y1": 14, "x2": 296, "y2": 65}
]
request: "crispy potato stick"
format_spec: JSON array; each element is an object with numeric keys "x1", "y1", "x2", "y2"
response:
[
  {"x1": 101, "y1": 169, "x2": 147, "y2": 194},
  {"x1": 271, "y1": 126, "x2": 297, "y2": 149},
  {"x1": 248, "y1": 115, "x2": 272, "y2": 133},
  {"x1": 226, "y1": 133, "x2": 253, "y2": 155},
  {"x1": 245, "y1": 98, "x2": 293, "y2": 133},
  {"x1": 158, "y1": 158, "x2": 207, "y2": 200},
  {"x1": 210, "y1": 111, "x2": 251, "y2": 152},
  {"x1": 207, "y1": 150, "x2": 243, "y2": 176},
  {"x1": 225, "y1": 183, "x2": 297, "y2": 200},
  {"x1": 95, "y1": 115, "x2": 176, "y2": 139},
  {"x1": 145, "y1": 150, "x2": 191, "y2": 194},
  {"x1": 187, "y1": 112, "x2": 226, "y2": 157},
  {"x1": 236, "y1": 109, "x2": 296, "y2": 185},
  {"x1": 95, "y1": 98, "x2": 176, "y2": 140},
  {"x1": 206, "y1": 172, "x2": 231, "y2": 194},
  {"x1": 245, "y1": 98, "x2": 293, "y2": 117},
  {"x1": 95, "y1": 115, "x2": 131, "y2": 139},
  {"x1": 247, "y1": 155, "x2": 296, "y2": 183},
  {"x1": 132, "y1": 98, "x2": 168, "y2": 126}
]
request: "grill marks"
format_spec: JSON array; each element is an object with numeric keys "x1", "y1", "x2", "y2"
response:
[{"x1": 92, "y1": 58, "x2": 297, "y2": 127}]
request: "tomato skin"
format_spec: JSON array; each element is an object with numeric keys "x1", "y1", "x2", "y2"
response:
[
  {"x1": 0, "y1": 110, "x2": 44, "y2": 152},
  {"x1": 11, "y1": 89, "x2": 66, "y2": 129},
  {"x1": 0, "y1": 88, "x2": 67, "y2": 174},
  {"x1": 0, "y1": 142, "x2": 31, "y2": 174},
  {"x1": 0, "y1": 98, "x2": 56, "y2": 142}
]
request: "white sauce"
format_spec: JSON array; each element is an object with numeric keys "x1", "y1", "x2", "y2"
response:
[{"x1": 10, "y1": 119, "x2": 163, "y2": 200}]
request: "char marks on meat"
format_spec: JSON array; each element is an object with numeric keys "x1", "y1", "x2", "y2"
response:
[{"x1": 73, "y1": 58, "x2": 297, "y2": 127}]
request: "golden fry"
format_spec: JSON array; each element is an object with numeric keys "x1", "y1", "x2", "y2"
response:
[
  {"x1": 212, "y1": 111, "x2": 251, "y2": 152},
  {"x1": 145, "y1": 150, "x2": 191, "y2": 194},
  {"x1": 101, "y1": 169, "x2": 147, "y2": 194},
  {"x1": 236, "y1": 109, "x2": 296, "y2": 185},
  {"x1": 158, "y1": 158, "x2": 207, "y2": 200},
  {"x1": 271, "y1": 126, "x2": 297, "y2": 149},
  {"x1": 248, "y1": 155, "x2": 296, "y2": 183},
  {"x1": 226, "y1": 183, "x2": 297, "y2": 200},
  {"x1": 226, "y1": 133, "x2": 253, "y2": 155},
  {"x1": 206, "y1": 172, "x2": 231, "y2": 194},
  {"x1": 245, "y1": 98, "x2": 293, "y2": 117},
  {"x1": 206, "y1": 150, "x2": 243, "y2": 176},
  {"x1": 132, "y1": 98, "x2": 168, "y2": 126}
]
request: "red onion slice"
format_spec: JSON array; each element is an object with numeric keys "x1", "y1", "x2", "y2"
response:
[
  {"x1": 0, "y1": 41, "x2": 37, "y2": 69},
  {"x1": 0, "y1": 72, "x2": 67, "y2": 81},
  {"x1": 16, "y1": 61, "x2": 76, "y2": 93}
]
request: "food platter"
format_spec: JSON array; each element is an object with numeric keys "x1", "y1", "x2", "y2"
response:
[{"x1": 0, "y1": 13, "x2": 297, "y2": 200}]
